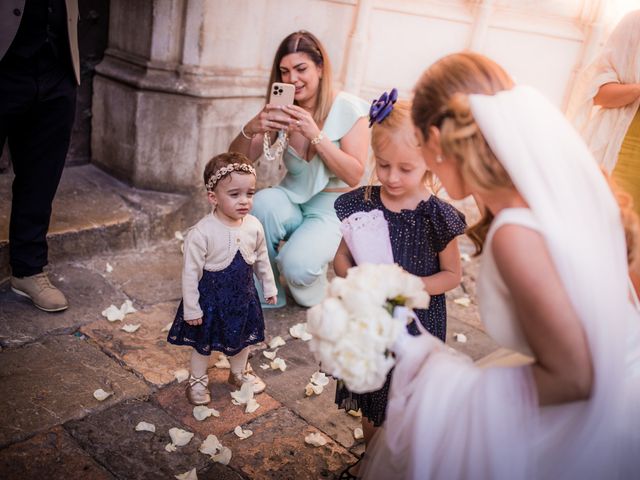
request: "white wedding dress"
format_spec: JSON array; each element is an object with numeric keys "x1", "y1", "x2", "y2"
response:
[{"x1": 362, "y1": 87, "x2": 640, "y2": 479}]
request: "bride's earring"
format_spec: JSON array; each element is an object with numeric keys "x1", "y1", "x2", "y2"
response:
[{"x1": 436, "y1": 154, "x2": 443, "y2": 164}]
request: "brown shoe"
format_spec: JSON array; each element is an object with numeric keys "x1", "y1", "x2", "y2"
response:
[
  {"x1": 11, "y1": 273, "x2": 69, "y2": 312},
  {"x1": 186, "y1": 374, "x2": 211, "y2": 405}
]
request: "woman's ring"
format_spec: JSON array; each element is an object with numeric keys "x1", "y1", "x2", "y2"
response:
[{"x1": 296, "y1": 120, "x2": 301, "y2": 127}]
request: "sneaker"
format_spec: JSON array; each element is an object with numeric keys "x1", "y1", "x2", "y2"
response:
[
  {"x1": 11, "y1": 272, "x2": 69, "y2": 312},
  {"x1": 186, "y1": 374, "x2": 211, "y2": 405},
  {"x1": 228, "y1": 368, "x2": 266, "y2": 394}
]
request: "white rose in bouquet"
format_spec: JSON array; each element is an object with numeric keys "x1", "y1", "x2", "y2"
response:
[{"x1": 306, "y1": 264, "x2": 430, "y2": 393}]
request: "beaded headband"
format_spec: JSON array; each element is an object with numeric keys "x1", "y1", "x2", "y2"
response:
[{"x1": 206, "y1": 163, "x2": 256, "y2": 191}]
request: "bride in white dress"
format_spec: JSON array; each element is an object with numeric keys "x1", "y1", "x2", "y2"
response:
[{"x1": 362, "y1": 52, "x2": 640, "y2": 479}]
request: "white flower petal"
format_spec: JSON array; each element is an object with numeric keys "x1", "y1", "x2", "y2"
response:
[
  {"x1": 120, "y1": 299, "x2": 137, "y2": 315},
  {"x1": 211, "y1": 446, "x2": 232, "y2": 465},
  {"x1": 169, "y1": 427, "x2": 194, "y2": 447},
  {"x1": 93, "y1": 388, "x2": 113, "y2": 401},
  {"x1": 101, "y1": 305, "x2": 124, "y2": 322},
  {"x1": 233, "y1": 426, "x2": 253, "y2": 439},
  {"x1": 193, "y1": 405, "x2": 220, "y2": 421},
  {"x1": 161, "y1": 322, "x2": 173, "y2": 333},
  {"x1": 453, "y1": 297, "x2": 471, "y2": 308},
  {"x1": 230, "y1": 382, "x2": 254, "y2": 405},
  {"x1": 135, "y1": 421, "x2": 156, "y2": 433},
  {"x1": 245, "y1": 398, "x2": 260, "y2": 413},
  {"x1": 106, "y1": 262, "x2": 114, "y2": 273},
  {"x1": 263, "y1": 350, "x2": 278, "y2": 360},
  {"x1": 174, "y1": 369, "x2": 189, "y2": 383},
  {"x1": 214, "y1": 355, "x2": 231, "y2": 369},
  {"x1": 270, "y1": 357, "x2": 287, "y2": 372},
  {"x1": 175, "y1": 468, "x2": 198, "y2": 480},
  {"x1": 289, "y1": 323, "x2": 312, "y2": 341},
  {"x1": 268, "y1": 336, "x2": 286, "y2": 349},
  {"x1": 353, "y1": 427, "x2": 364, "y2": 440},
  {"x1": 165, "y1": 442, "x2": 177, "y2": 452},
  {"x1": 199, "y1": 434, "x2": 222, "y2": 455},
  {"x1": 304, "y1": 432, "x2": 327, "y2": 447},
  {"x1": 347, "y1": 409, "x2": 362, "y2": 417},
  {"x1": 259, "y1": 363, "x2": 270, "y2": 370},
  {"x1": 454, "y1": 332, "x2": 468, "y2": 343},
  {"x1": 121, "y1": 323, "x2": 141, "y2": 333},
  {"x1": 310, "y1": 371, "x2": 329, "y2": 387},
  {"x1": 304, "y1": 383, "x2": 315, "y2": 397},
  {"x1": 174, "y1": 231, "x2": 185, "y2": 241}
]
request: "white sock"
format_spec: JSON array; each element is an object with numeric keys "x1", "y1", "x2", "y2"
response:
[
  {"x1": 190, "y1": 351, "x2": 209, "y2": 390},
  {"x1": 229, "y1": 348, "x2": 250, "y2": 374}
]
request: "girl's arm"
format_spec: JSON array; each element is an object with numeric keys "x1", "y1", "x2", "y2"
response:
[
  {"x1": 492, "y1": 224, "x2": 593, "y2": 406},
  {"x1": 229, "y1": 105, "x2": 292, "y2": 161},
  {"x1": 421, "y1": 238, "x2": 462, "y2": 295},
  {"x1": 333, "y1": 239, "x2": 354, "y2": 278},
  {"x1": 593, "y1": 82, "x2": 640, "y2": 109},
  {"x1": 284, "y1": 105, "x2": 369, "y2": 187},
  {"x1": 182, "y1": 228, "x2": 208, "y2": 325}
]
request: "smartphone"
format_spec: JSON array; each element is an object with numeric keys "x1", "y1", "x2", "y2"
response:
[{"x1": 269, "y1": 82, "x2": 295, "y2": 107}]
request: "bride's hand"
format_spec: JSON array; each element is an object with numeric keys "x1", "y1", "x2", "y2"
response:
[
  {"x1": 244, "y1": 105, "x2": 292, "y2": 136},
  {"x1": 282, "y1": 104, "x2": 321, "y2": 141}
]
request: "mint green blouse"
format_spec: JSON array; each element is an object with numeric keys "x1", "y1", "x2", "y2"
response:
[{"x1": 277, "y1": 91, "x2": 369, "y2": 204}]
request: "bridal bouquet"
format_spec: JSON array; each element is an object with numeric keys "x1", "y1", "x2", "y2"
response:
[{"x1": 306, "y1": 263, "x2": 430, "y2": 393}]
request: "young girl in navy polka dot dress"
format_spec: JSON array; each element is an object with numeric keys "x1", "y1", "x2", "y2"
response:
[{"x1": 333, "y1": 92, "x2": 466, "y2": 479}]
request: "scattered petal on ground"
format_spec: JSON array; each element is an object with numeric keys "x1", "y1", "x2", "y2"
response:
[
  {"x1": 169, "y1": 427, "x2": 194, "y2": 447},
  {"x1": 174, "y1": 369, "x2": 189, "y2": 383},
  {"x1": 234, "y1": 426, "x2": 253, "y2": 439},
  {"x1": 354, "y1": 427, "x2": 364, "y2": 440},
  {"x1": 101, "y1": 305, "x2": 124, "y2": 322},
  {"x1": 310, "y1": 371, "x2": 329, "y2": 387},
  {"x1": 230, "y1": 382, "x2": 254, "y2": 405},
  {"x1": 289, "y1": 323, "x2": 312, "y2": 341},
  {"x1": 175, "y1": 468, "x2": 198, "y2": 480},
  {"x1": 270, "y1": 357, "x2": 287, "y2": 371},
  {"x1": 165, "y1": 443, "x2": 177, "y2": 452},
  {"x1": 259, "y1": 363, "x2": 270, "y2": 370},
  {"x1": 453, "y1": 297, "x2": 471, "y2": 307},
  {"x1": 106, "y1": 262, "x2": 114, "y2": 273},
  {"x1": 263, "y1": 350, "x2": 278, "y2": 360},
  {"x1": 214, "y1": 355, "x2": 230, "y2": 369},
  {"x1": 304, "y1": 432, "x2": 327, "y2": 447},
  {"x1": 135, "y1": 421, "x2": 156, "y2": 433},
  {"x1": 199, "y1": 435, "x2": 222, "y2": 455},
  {"x1": 268, "y1": 336, "x2": 286, "y2": 349},
  {"x1": 93, "y1": 388, "x2": 113, "y2": 401},
  {"x1": 121, "y1": 299, "x2": 137, "y2": 315},
  {"x1": 193, "y1": 405, "x2": 220, "y2": 421},
  {"x1": 211, "y1": 446, "x2": 232, "y2": 465},
  {"x1": 121, "y1": 323, "x2": 141, "y2": 333},
  {"x1": 245, "y1": 398, "x2": 260, "y2": 413},
  {"x1": 161, "y1": 322, "x2": 173, "y2": 332},
  {"x1": 305, "y1": 382, "x2": 324, "y2": 396},
  {"x1": 347, "y1": 409, "x2": 362, "y2": 417},
  {"x1": 454, "y1": 332, "x2": 468, "y2": 343},
  {"x1": 174, "y1": 231, "x2": 184, "y2": 241}
]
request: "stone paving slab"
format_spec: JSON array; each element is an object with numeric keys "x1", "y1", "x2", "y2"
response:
[
  {"x1": 0, "y1": 264, "x2": 123, "y2": 348},
  {"x1": 0, "y1": 426, "x2": 115, "y2": 479},
  {"x1": 81, "y1": 302, "x2": 190, "y2": 387},
  {"x1": 254, "y1": 338, "x2": 363, "y2": 451},
  {"x1": 0, "y1": 335, "x2": 150, "y2": 447},
  {"x1": 64, "y1": 399, "x2": 230, "y2": 480},
  {"x1": 154, "y1": 367, "x2": 281, "y2": 439},
  {"x1": 263, "y1": 303, "x2": 308, "y2": 341},
  {"x1": 84, "y1": 242, "x2": 183, "y2": 307},
  {"x1": 220, "y1": 407, "x2": 355, "y2": 480},
  {"x1": 446, "y1": 315, "x2": 499, "y2": 361}
]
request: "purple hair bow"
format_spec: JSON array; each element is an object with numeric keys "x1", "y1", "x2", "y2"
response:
[{"x1": 369, "y1": 88, "x2": 398, "y2": 127}]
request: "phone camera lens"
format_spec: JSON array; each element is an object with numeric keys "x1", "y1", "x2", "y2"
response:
[{"x1": 277, "y1": 87, "x2": 283, "y2": 93}]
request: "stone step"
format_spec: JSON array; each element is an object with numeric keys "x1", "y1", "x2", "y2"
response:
[{"x1": 0, "y1": 164, "x2": 206, "y2": 281}]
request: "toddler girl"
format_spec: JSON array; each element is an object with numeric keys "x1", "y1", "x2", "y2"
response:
[
  {"x1": 167, "y1": 152, "x2": 277, "y2": 405},
  {"x1": 333, "y1": 92, "x2": 466, "y2": 479}
]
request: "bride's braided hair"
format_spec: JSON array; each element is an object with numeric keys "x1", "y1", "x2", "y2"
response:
[{"x1": 412, "y1": 52, "x2": 514, "y2": 254}]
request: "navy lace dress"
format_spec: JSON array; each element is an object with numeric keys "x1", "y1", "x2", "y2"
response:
[
  {"x1": 167, "y1": 250, "x2": 265, "y2": 356},
  {"x1": 334, "y1": 186, "x2": 466, "y2": 426}
]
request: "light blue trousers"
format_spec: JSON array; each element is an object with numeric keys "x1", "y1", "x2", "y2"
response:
[{"x1": 252, "y1": 188, "x2": 342, "y2": 308}]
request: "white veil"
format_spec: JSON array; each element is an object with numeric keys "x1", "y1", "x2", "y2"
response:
[{"x1": 362, "y1": 86, "x2": 640, "y2": 479}]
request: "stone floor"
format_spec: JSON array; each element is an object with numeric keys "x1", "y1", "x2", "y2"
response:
[{"x1": 0, "y1": 196, "x2": 499, "y2": 479}]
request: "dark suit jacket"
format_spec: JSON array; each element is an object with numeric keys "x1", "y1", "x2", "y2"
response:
[{"x1": 0, "y1": 0, "x2": 79, "y2": 84}]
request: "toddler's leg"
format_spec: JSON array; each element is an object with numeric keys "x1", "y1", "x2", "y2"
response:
[
  {"x1": 186, "y1": 351, "x2": 211, "y2": 405},
  {"x1": 227, "y1": 347, "x2": 266, "y2": 394}
]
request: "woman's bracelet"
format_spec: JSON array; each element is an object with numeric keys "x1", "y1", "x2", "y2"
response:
[
  {"x1": 241, "y1": 124, "x2": 255, "y2": 140},
  {"x1": 311, "y1": 131, "x2": 325, "y2": 145}
]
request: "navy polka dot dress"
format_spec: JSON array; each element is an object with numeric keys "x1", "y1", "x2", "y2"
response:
[{"x1": 334, "y1": 186, "x2": 466, "y2": 426}]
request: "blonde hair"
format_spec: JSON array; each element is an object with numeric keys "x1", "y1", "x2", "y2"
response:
[
  {"x1": 606, "y1": 174, "x2": 640, "y2": 273},
  {"x1": 411, "y1": 52, "x2": 515, "y2": 254},
  {"x1": 366, "y1": 100, "x2": 438, "y2": 201},
  {"x1": 268, "y1": 31, "x2": 334, "y2": 128}
]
